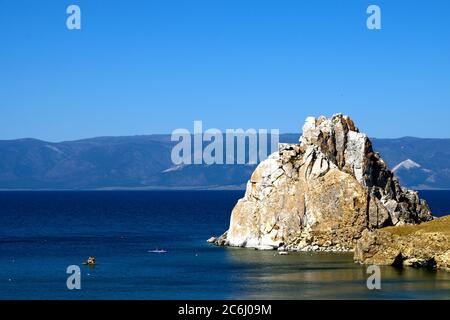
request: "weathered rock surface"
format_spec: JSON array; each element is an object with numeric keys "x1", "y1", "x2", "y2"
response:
[
  {"x1": 354, "y1": 215, "x2": 450, "y2": 271},
  {"x1": 213, "y1": 114, "x2": 432, "y2": 252}
]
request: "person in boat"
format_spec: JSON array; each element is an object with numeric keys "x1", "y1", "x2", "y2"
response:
[{"x1": 86, "y1": 256, "x2": 96, "y2": 265}]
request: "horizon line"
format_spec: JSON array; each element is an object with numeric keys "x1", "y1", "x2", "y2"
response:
[{"x1": 2, "y1": 134, "x2": 450, "y2": 144}]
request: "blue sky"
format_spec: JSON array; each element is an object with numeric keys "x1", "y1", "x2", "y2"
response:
[{"x1": 1, "y1": 0, "x2": 450, "y2": 141}]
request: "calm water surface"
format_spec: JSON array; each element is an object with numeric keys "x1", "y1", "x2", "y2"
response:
[{"x1": 0, "y1": 190, "x2": 449, "y2": 300}]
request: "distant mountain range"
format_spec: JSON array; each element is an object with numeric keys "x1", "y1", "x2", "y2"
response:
[{"x1": 0, "y1": 135, "x2": 449, "y2": 190}]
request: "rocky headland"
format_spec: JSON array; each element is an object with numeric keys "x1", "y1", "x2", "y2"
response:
[{"x1": 210, "y1": 114, "x2": 449, "y2": 271}]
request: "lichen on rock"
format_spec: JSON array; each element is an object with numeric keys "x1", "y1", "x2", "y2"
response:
[{"x1": 213, "y1": 114, "x2": 433, "y2": 252}]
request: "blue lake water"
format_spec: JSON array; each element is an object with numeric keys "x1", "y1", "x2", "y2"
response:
[{"x1": 0, "y1": 190, "x2": 449, "y2": 300}]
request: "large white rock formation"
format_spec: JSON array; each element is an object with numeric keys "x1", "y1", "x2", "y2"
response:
[{"x1": 214, "y1": 114, "x2": 432, "y2": 252}]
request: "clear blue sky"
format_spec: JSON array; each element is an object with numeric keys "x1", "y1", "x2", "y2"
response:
[{"x1": 1, "y1": 0, "x2": 450, "y2": 141}]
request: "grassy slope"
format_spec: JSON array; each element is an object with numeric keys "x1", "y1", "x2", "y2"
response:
[{"x1": 383, "y1": 215, "x2": 450, "y2": 236}]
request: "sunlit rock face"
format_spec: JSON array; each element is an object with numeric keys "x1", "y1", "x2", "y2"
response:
[{"x1": 216, "y1": 114, "x2": 432, "y2": 252}]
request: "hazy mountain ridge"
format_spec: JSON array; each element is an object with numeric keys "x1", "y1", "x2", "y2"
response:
[
  {"x1": 371, "y1": 137, "x2": 450, "y2": 189},
  {"x1": 0, "y1": 135, "x2": 449, "y2": 190}
]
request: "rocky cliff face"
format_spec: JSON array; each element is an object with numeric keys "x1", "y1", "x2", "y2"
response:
[{"x1": 215, "y1": 114, "x2": 432, "y2": 252}]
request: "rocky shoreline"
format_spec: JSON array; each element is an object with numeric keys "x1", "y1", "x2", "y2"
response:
[
  {"x1": 210, "y1": 216, "x2": 450, "y2": 271},
  {"x1": 208, "y1": 114, "x2": 449, "y2": 271}
]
